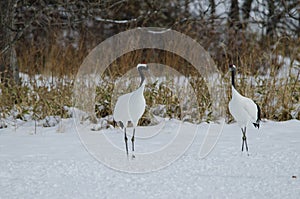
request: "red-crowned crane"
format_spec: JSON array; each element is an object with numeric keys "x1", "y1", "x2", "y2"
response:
[
  {"x1": 113, "y1": 63, "x2": 148, "y2": 157},
  {"x1": 228, "y1": 64, "x2": 261, "y2": 153}
]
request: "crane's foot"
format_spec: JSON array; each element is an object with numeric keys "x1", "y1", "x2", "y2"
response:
[{"x1": 245, "y1": 140, "x2": 249, "y2": 155}]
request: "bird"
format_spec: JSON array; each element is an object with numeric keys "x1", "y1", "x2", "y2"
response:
[
  {"x1": 228, "y1": 64, "x2": 261, "y2": 153},
  {"x1": 113, "y1": 63, "x2": 149, "y2": 157}
]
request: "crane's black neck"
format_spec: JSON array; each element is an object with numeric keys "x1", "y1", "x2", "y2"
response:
[
  {"x1": 231, "y1": 69, "x2": 236, "y2": 88},
  {"x1": 138, "y1": 68, "x2": 145, "y2": 87}
]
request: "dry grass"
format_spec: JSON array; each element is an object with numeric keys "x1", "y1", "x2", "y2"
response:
[{"x1": 0, "y1": 33, "x2": 299, "y2": 124}]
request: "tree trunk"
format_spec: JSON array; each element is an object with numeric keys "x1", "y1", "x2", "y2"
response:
[
  {"x1": 184, "y1": 0, "x2": 189, "y2": 17},
  {"x1": 241, "y1": 0, "x2": 253, "y2": 29},
  {"x1": 209, "y1": 0, "x2": 216, "y2": 23},
  {"x1": 266, "y1": 0, "x2": 276, "y2": 38},
  {"x1": 228, "y1": 0, "x2": 241, "y2": 30},
  {"x1": 298, "y1": 8, "x2": 300, "y2": 38},
  {"x1": 0, "y1": 0, "x2": 19, "y2": 84}
]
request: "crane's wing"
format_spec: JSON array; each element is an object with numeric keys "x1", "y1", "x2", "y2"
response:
[
  {"x1": 128, "y1": 86, "x2": 146, "y2": 126},
  {"x1": 113, "y1": 92, "x2": 132, "y2": 125},
  {"x1": 241, "y1": 97, "x2": 260, "y2": 127}
]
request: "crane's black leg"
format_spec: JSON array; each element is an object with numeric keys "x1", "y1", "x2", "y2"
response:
[
  {"x1": 241, "y1": 128, "x2": 245, "y2": 151},
  {"x1": 131, "y1": 128, "x2": 135, "y2": 152},
  {"x1": 131, "y1": 128, "x2": 136, "y2": 159},
  {"x1": 241, "y1": 127, "x2": 249, "y2": 155},
  {"x1": 244, "y1": 127, "x2": 249, "y2": 153},
  {"x1": 124, "y1": 128, "x2": 128, "y2": 156}
]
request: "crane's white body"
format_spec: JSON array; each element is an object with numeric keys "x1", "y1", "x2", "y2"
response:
[
  {"x1": 113, "y1": 63, "x2": 148, "y2": 156},
  {"x1": 229, "y1": 86, "x2": 258, "y2": 129},
  {"x1": 129, "y1": 83, "x2": 146, "y2": 127},
  {"x1": 228, "y1": 64, "x2": 260, "y2": 153},
  {"x1": 113, "y1": 83, "x2": 146, "y2": 128},
  {"x1": 113, "y1": 92, "x2": 132, "y2": 128}
]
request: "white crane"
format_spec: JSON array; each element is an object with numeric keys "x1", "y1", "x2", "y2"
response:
[
  {"x1": 113, "y1": 63, "x2": 148, "y2": 156},
  {"x1": 228, "y1": 64, "x2": 261, "y2": 153}
]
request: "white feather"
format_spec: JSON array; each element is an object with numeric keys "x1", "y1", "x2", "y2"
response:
[
  {"x1": 113, "y1": 92, "x2": 132, "y2": 128},
  {"x1": 129, "y1": 84, "x2": 146, "y2": 127},
  {"x1": 112, "y1": 63, "x2": 149, "y2": 155},
  {"x1": 229, "y1": 86, "x2": 258, "y2": 128}
]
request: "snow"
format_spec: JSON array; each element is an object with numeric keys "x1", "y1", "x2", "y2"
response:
[
  {"x1": 1, "y1": 118, "x2": 300, "y2": 198},
  {"x1": 277, "y1": 55, "x2": 300, "y2": 79},
  {"x1": 94, "y1": 16, "x2": 137, "y2": 24},
  {"x1": 19, "y1": 72, "x2": 72, "y2": 91}
]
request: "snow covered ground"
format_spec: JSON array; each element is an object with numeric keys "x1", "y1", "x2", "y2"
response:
[{"x1": 0, "y1": 119, "x2": 299, "y2": 199}]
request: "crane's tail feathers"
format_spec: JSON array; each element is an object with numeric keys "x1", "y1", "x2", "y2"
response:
[{"x1": 253, "y1": 122, "x2": 260, "y2": 129}]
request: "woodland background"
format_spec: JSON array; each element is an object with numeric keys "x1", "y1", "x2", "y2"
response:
[{"x1": 0, "y1": 0, "x2": 299, "y2": 123}]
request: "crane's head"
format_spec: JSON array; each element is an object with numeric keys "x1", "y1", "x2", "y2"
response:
[
  {"x1": 229, "y1": 64, "x2": 236, "y2": 72},
  {"x1": 137, "y1": 63, "x2": 149, "y2": 87},
  {"x1": 137, "y1": 63, "x2": 148, "y2": 71}
]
